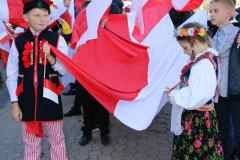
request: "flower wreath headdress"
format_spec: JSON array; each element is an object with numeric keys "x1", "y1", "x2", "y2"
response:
[{"x1": 176, "y1": 27, "x2": 208, "y2": 38}]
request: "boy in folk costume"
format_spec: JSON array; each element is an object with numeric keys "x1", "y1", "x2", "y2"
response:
[
  {"x1": 6, "y1": 0, "x2": 69, "y2": 159},
  {"x1": 167, "y1": 23, "x2": 223, "y2": 159}
]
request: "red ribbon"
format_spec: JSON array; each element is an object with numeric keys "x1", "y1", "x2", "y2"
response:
[{"x1": 26, "y1": 121, "x2": 43, "y2": 138}]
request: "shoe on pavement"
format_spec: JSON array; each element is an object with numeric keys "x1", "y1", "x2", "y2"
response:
[{"x1": 100, "y1": 134, "x2": 110, "y2": 146}]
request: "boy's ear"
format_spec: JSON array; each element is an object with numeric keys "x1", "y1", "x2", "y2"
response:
[
  {"x1": 231, "y1": 9, "x2": 237, "y2": 17},
  {"x1": 227, "y1": 7, "x2": 236, "y2": 19}
]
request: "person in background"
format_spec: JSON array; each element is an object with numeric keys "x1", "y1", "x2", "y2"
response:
[
  {"x1": 209, "y1": 0, "x2": 240, "y2": 159},
  {"x1": 78, "y1": 0, "x2": 125, "y2": 146},
  {"x1": 63, "y1": 0, "x2": 92, "y2": 117}
]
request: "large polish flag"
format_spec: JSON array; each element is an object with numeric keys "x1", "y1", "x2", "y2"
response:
[{"x1": 52, "y1": 0, "x2": 203, "y2": 130}]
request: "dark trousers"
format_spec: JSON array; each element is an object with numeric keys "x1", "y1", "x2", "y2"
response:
[
  {"x1": 81, "y1": 88, "x2": 110, "y2": 136},
  {"x1": 215, "y1": 96, "x2": 240, "y2": 160},
  {"x1": 72, "y1": 81, "x2": 84, "y2": 111}
]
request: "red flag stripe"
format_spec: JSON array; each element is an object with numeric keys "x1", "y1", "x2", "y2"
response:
[
  {"x1": 132, "y1": 0, "x2": 172, "y2": 42},
  {"x1": 70, "y1": 9, "x2": 88, "y2": 49},
  {"x1": 172, "y1": 0, "x2": 203, "y2": 11},
  {"x1": 50, "y1": 44, "x2": 120, "y2": 112},
  {"x1": 73, "y1": 29, "x2": 148, "y2": 92},
  {"x1": 105, "y1": 14, "x2": 131, "y2": 41},
  {"x1": 8, "y1": 0, "x2": 24, "y2": 22},
  {"x1": 75, "y1": 0, "x2": 86, "y2": 12},
  {"x1": 181, "y1": 0, "x2": 203, "y2": 11}
]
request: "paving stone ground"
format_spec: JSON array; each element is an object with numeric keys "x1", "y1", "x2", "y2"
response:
[{"x1": 0, "y1": 82, "x2": 173, "y2": 160}]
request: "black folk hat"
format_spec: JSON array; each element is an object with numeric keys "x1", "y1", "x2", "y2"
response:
[{"x1": 24, "y1": 0, "x2": 51, "y2": 14}]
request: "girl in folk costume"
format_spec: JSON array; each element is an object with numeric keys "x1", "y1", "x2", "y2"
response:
[
  {"x1": 6, "y1": 0, "x2": 69, "y2": 159},
  {"x1": 166, "y1": 23, "x2": 224, "y2": 160}
]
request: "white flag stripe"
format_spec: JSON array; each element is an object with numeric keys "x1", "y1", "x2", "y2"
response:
[
  {"x1": 68, "y1": 0, "x2": 76, "y2": 27},
  {"x1": 115, "y1": 14, "x2": 188, "y2": 130},
  {"x1": 130, "y1": 0, "x2": 149, "y2": 34},
  {"x1": 76, "y1": 0, "x2": 112, "y2": 48},
  {"x1": 171, "y1": 0, "x2": 190, "y2": 10},
  {"x1": 49, "y1": 0, "x2": 67, "y2": 24},
  {"x1": 43, "y1": 88, "x2": 59, "y2": 104},
  {"x1": 0, "y1": 0, "x2": 9, "y2": 21}
]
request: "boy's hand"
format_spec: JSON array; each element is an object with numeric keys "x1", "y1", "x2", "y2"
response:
[
  {"x1": 11, "y1": 102, "x2": 22, "y2": 122},
  {"x1": 43, "y1": 42, "x2": 56, "y2": 65},
  {"x1": 43, "y1": 42, "x2": 51, "y2": 57}
]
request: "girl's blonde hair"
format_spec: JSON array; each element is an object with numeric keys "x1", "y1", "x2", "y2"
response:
[{"x1": 210, "y1": 0, "x2": 236, "y2": 8}]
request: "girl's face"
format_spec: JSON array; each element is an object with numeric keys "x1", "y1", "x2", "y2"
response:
[{"x1": 178, "y1": 40, "x2": 193, "y2": 56}]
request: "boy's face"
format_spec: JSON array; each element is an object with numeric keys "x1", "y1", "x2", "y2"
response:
[
  {"x1": 208, "y1": 1, "x2": 234, "y2": 27},
  {"x1": 24, "y1": 8, "x2": 49, "y2": 33}
]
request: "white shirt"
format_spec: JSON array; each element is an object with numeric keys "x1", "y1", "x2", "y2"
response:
[
  {"x1": 6, "y1": 35, "x2": 69, "y2": 102},
  {"x1": 169, "y1": 48, "x2": 218, "y2": 135}
]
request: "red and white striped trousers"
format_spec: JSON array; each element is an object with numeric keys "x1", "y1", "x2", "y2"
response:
[{"x1": 22, "y1": 121, "x2": 68, "y2": 160}]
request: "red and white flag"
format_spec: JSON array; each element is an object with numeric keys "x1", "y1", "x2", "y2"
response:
[
  {"x1": 132, "y1": 0, "x2": 203, "y2": 42},
  {"x1": 171, "y1": 0, "x2": 203, "y2": 11},
  {"x1": 43, "y1": 79, "x2": 64, "y2": 104},
  {"x1": 70, "y1": 0, "x2": 112, "y2": 49},
  {"x1": 53, "y1": 0, "x2": 203, "y2": 130},
  {"x1": 0, "y1": 0, "x2": 27, "y2": 28},
  {"x1": 0, "y1": 0, "x2": 23, "y2": 21},
  {"x1": 49, "y1": 0, "x2": 67, "y2": 24}
]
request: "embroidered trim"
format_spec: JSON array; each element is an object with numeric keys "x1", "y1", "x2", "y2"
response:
[{"x1": 22, "y1": 41, "x2": 33, "y2": 68}]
